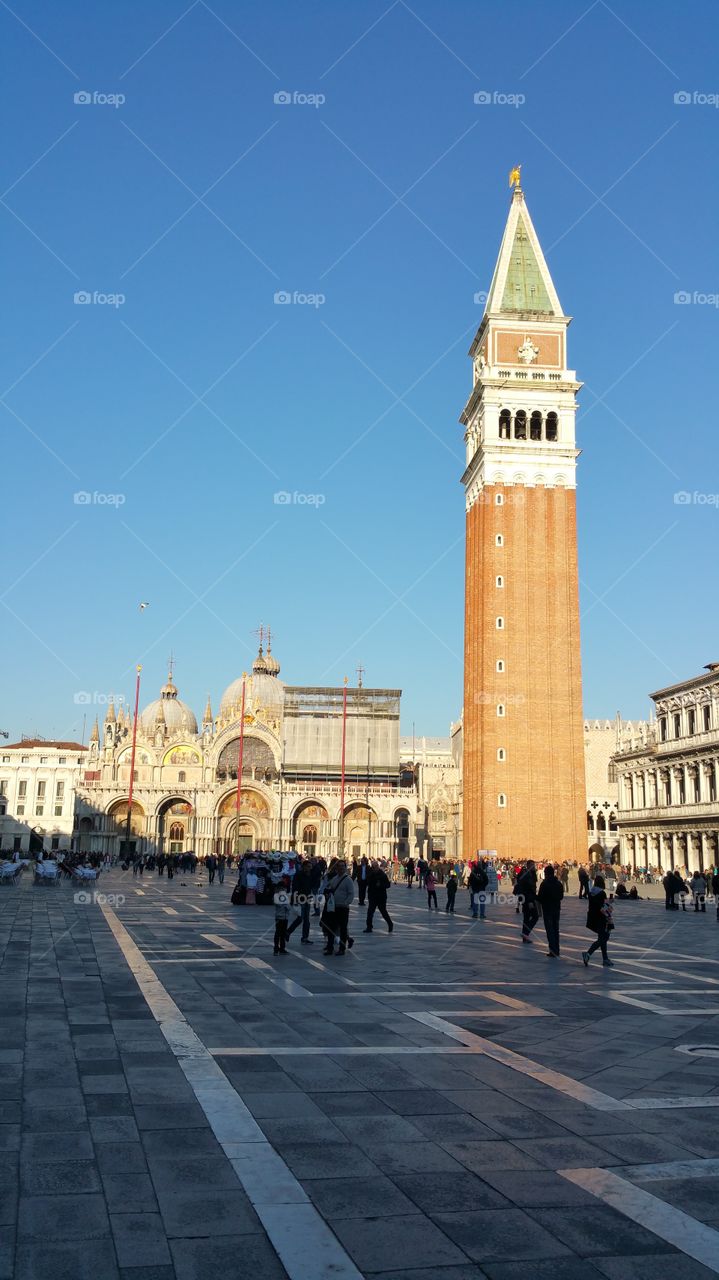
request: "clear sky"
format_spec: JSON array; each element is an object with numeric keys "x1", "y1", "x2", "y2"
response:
[{"x1": 2, "y1": 0, "x2": 718, "y2": 743}]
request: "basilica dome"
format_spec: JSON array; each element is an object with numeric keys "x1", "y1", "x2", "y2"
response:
[
  {"x1": 220, "y1": 645, "x2": 285, "y2": 717},
  {"x1": 140, "y1": 673, "x2": 198, "y2": 735}
]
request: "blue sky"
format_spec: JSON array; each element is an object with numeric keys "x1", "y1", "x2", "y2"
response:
[{"x1": 2, "y1": 0, "x2": 718, "y2": 742}]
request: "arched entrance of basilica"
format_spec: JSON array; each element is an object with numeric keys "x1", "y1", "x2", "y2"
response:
[
  {"x1": 291, "y1": 802, "x2": 329, "y2": 857},
  {"x1": 216, "y1": 790, "x2": 271, "y2": 855},
  {"x1": 157, "y1": 799, "x2": 194, "y2": 856},
  {"x1": 343, "y1": 803, "x2": 377, "y2": 861}
]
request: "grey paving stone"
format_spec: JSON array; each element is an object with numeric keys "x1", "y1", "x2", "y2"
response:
[
  {"x1": 133, "y1": 1103, "x2": 208, "y2": 1131},
  {"x1": 110, "y1": 1212, "x2": 171, "y2": 1267},
  {"x1": 359, "y1": 1140, "x2": 467, "y2": 1174},
  {"x1": 307, "y1": 1091, "x2": 394, "y2": 1117},
  {"x1": 171, "y1": 1233, "x2": 288, "y2": 1280},
  {"x1": 22, "y1": 1086, "x2": 84, "y2": 1109},
  {"x1": 592, "y1": 1255, "x2": 718, "y2": 1279},
  {"x1": 102, "y1": 1172, "x2": 158, "y2": 1212},
  {"x1": 17, "y1": 1193, "x2": 110, "y2": 1240},
  {"x1": 146, "y1": 1154, "x2": 241, "y2": 1192},
  {"x1": 20, "y1": 1159, "x2": 102, "y2": 1195},
  {"x1": 377, "y1": 1088, "x2": 464, "y2": 1115},
  {"x1": 141, "y1": 1128, "x2": 224, "y2": 1160},
  {"x1": 21, "y1": 1131, "x2": 95, "y2": 1163},
  {"x1": 0, "y1": 1125, "x2": 20, "y2": 1153},
  {"x1": 90, "y1": 1116, "x2": 141, "y2": 1143},
  {"x1": 281, "y1": 1142, "x2": 382, "y2": 1179},
  {"x1": 514, "y1": 1136, "x2": 621, "y2": 1169},
  {"x1": 333, "y1": 1114, "x2": 426, "y2": 1146},
  {"x1": 304, "y1": 1174, "x2": 418, "y2": 1219},
  {"x1": 85, "y1": 1094, "x2": 134, "y2": 1116},
  {"x1": 156, "y1": 1188, "x2": 261, "y2": 1237},
  {"x1": 332, "y1": 1212, "x2": 468, "y2": 1270},
  {"x1": 592, "y1": 1133, "x2": 699, "y2": 1164},
  {"x1": 395, "y1": 1171, "x2": 509, "y2": 1212},
  {"x1": 432, "y1": 1208, "x2": 572, "y2": 1261},
  {"x1": 96, "y1": 1142, "x2": 148, "y2": 1174},
  {"x1": 477, "y1": 1169, "x2": 600, "y2": 1207},
  {"x1": 258, "y1": 1116, "x2": 346, "y2": 1146},
  {"x1": 481, "y1": 1261, "x2": 603, "y2": 1279},
  {"x1": 119, "y1": 1269, "x2": 176, "y2": 1280},
  {"x1": 411, "y1": 1112, "x2": 499, "y2": 1142},
  {"x1": 0, "y1": 1190, "x2": 17, "y2": 1229},
  {"x1": 13, "y1": 1238, "x2": 120, "y2": 1280},
  {"x1": 441, "y1": 1140, "x2": 543, "y2": 1174},
  {"x1": 22, "y1": 1105, "x2": 88, "y2": 1134},
  {"x1": 369, "y1": 1269, "x2": 488, "y2": 1280},
  {"x1": 481, "y1": 1111, "x2": 571, "y2": 1139},
  {"x1": 637, "y1": 1176, "x2": 719, "y2": 1221},
  {"x1": 527, "y1": 1205, "x2": 674, "y2": 1256}
]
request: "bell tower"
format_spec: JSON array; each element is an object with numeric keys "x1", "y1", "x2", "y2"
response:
[{"x1": 461, "y1": 178, "x2": 586, "y2": 862}]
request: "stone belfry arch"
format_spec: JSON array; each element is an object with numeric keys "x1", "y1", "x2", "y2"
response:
[{"x1": 461, "y1": 177, "x2": 586, "y2": 862}]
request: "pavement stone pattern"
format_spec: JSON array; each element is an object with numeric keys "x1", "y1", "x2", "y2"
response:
[{"x1": 2, "y1": 869, "x2": 719, "y2": 1278}]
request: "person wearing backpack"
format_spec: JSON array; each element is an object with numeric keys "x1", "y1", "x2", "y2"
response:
[{"x1": 582, "y1": 873, "x2": 614, "y2": 967}]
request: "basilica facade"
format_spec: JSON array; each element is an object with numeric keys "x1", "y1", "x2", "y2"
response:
[{"x1": 76, "y1": 644, "x2": 430, "y2": 864}]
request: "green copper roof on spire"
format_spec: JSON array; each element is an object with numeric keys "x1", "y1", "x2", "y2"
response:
[{"x1": 499, "y1": 213, "x2": 554, "y2": 313}]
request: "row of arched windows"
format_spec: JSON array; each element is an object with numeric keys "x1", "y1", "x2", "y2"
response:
[{"x1": 499, "y1": 410, "x2": 558, "y2": 442}]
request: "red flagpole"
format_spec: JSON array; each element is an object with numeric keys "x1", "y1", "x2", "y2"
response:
[
  {"x1": 124, "y1": 665, "x2": 142, "y2": 854},
  {"x1": 339, "y1": 676, "x2": 348, "y2": 857},
  {"x1": 234, "y1": 674, "x2": 247, "y2": 855}
]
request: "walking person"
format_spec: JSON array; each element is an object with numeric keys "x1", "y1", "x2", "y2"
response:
[
  {"x1": 445, "y1": 870, "x2": 458, "y2": 914},
  {"x1": 287, "y1": 857, "x2": 313, "y2": 944},
  {"x1": 217, "y1": 854, "x2": 226, "y2": 885},
  {"x1": 712, "y1": 868, "x2": 719, "y2": 921},
  {"x1": 273, "y1": 888, "x2": 289, "y2": 956},
  {"x1": 354, "y1": 856, "x2": 370, "y2": 906},
  {"x1": 515, "y1": 860, "x2": 539, "y2": 944},
  {"x1": 690, "y1": 870, "x2": 707, "y2": 912},
  {"x1": 324, "y1": 860, "x2": 355, "y2": 955},
  {"x1": 537, "y1": 864, "x2": 564, "y2": 958},
  {"x1": 467, "y1": 863, "x2": 484, "y2": 918},
  {"x1": 582, "y1": 874, "x2": 614, "y2": 967},
  {"x1": 310, "y1": 856, "x2": 324, "y2": 916},
  {"x1": 425, "y1": 866, "x2": 439, "y2": 911},
  {"x1": 578, "y1": 865, "x2": 590, "y2": 898},
  {"x1": 405, "y1": 857, "x2": 416, "y2": 889},
  {"x1": 206, "y1": 854, "x2": 217, "y2": 885},
  {"x1": 364, "y1": 861, "x2": 393, "y2": 933}
]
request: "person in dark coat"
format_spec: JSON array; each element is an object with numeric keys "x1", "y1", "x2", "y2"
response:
[
  {"x1": 582, "y1": 874, "x2": 614, "y2": 967},
  {"x1": 515, "y1": 861, "x2": 539, "y2": 943},
  {"x1": 363, "y1": 862, "x2": 393, "y2": 933},
  {"x1": 578, "y1": 865, "x2": 590, "y2": 898},
  {"x1": 353, "y1": 856, "x2": 370, "y2": 906},
  {"x1": 287, "y1": 858, "x2": 313, "y2": 944},
  {"x1": 537, "y1": 864, "x2": 564, "y2": 957}
]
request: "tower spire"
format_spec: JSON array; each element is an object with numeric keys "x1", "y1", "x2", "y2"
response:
[{"x1": 484, "y1": 183, "x2": 563, "y2": 319}]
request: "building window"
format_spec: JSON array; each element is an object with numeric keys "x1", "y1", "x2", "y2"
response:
[
  {"x1": 54, "y1": 805, "x2": 63, "y2": 817},
  {"x1": 673, "y1": 713, "x2": 681, "y2": 738},
  {"x1": 545, "y1": 411, "x2": 558, "y2": 441},
  {"x1": 40, "y1": 757, "x2": 47, "y2": 764},
  {"x1": 688, "y1": 708, "x2": 696, "y2": 735},
  {"x1": 496, "y1": 660, "x2": 504, "y2": 673},
  {"x1": 495, "y1": 493, "x2": 504, "y2": 506},
  {"x1": 37, "y1": 781, "x2": 46, "y2": 799},
  {"x1": 36, "y1": 805, "x2": 44, "y2": 816},
  {"x1": 497, "y1": 748, "x2": 506, "y2": 762},
  {"x1": 514, "y1": 410, "x2": 527, "y2": 440},
  {"x1": 16, "y1": 805, "x2": 25, "y2": 816},
  {"x1": 496, "y1": 617, "x2": 504, "y2": 629},
  {"x1": 58, "y1": 757, "x2": 66, "y2": 764},
  {"x1": 21, "y1": 757, "x2": 28, "y2": 764},
  {"x1": 55, "y1": 781, "x2": 65, "y2": 800},
  {"x1": 495, "y1": 534, "x2": 504, "y2": 547},
  {"x1": 496, "y1": 575, "x2": 504, "y2": 588},
  {"x1": 498, "y1": 793, "x2": 507, "y2": 807},
  {"x1": 0, "y1": 781, "x2": 6, "y2": 796},
  {"x1": 660, "y1": 716, "x2": 667, "y2": 742},
  {"x1": 497, "y1": 704, "x2": 505, "y2": 717},
  {"x1": 51, "y1": 837, "x2": 60, "y2": 851},
  {"x1": 18, "y1": 781, "x2": 27, "y2": 798},
  {"x1": 178, "y1": 771, "x2": 186, "y2": 783},
  {"x1": 530, "y1": 410, "x2": 542, "y2": 441},
  {"x1": 703, "y1": 705, "x2": 711, "y2": 732},
  {"x1": 608, "y1": 760, "x2": 616, "y2": 783},
  {"x1": 499, "y1": 409, "x2": 511, "y2": 439},
  {"x1": 709, "y1": 765, "x2": 717, "y2": 803}
]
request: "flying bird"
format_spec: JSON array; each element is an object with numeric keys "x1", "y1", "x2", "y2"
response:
[{"x1": 139, "y1": 601, "x2": 149, "y2": 611}]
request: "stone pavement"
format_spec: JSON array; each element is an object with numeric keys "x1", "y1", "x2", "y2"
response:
[{"x1": 2, "y1": 870, "x2": 719, "y2": 1279}]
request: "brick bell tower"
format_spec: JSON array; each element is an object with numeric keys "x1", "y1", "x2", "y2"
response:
[{"x1": 461, "y1": 177, "x2": 586, "y2": 863}]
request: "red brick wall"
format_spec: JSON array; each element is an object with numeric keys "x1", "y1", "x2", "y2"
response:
[{"x1": 463, "y1": 485, "x2": 586, "y2": 862}]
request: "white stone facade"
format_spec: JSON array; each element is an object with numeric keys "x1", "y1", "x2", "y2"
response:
[
  {"x1": 614, "y1": 663, "x2": 719, "y2": 872},
  {"x1": 0, "y1": 741, "x2": 87, "y2": 855}
]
